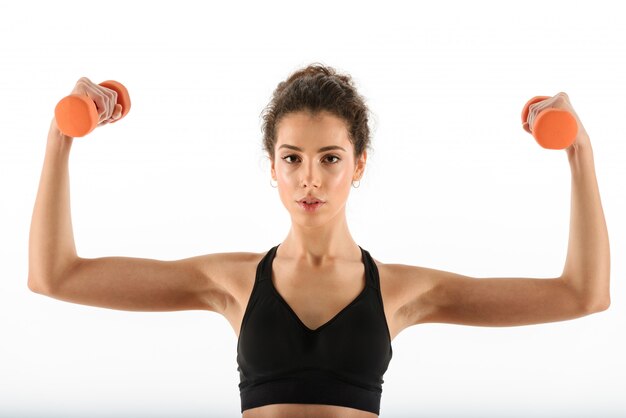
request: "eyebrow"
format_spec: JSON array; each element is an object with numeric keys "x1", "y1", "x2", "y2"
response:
[{"x1": 278, "y1": 144, "x2": 347, "y2": 153}]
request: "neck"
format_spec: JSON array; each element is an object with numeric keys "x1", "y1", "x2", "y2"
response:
[{"x1": 279, "y1": 212, "x2": 359, "y2": 266}]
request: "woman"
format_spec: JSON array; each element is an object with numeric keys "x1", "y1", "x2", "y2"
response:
[{"x1": 28, "y1": 63, "x2": 611, "y2": 418}]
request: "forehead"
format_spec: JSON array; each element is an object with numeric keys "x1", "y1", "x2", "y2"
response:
[{"x1": 276, "y1": 111, "x2": 350, "y2": 147}]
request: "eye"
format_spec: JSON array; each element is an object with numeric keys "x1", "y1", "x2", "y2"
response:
[{"x1": 281, "y1": 155, "x2": 341, "y2": 164}]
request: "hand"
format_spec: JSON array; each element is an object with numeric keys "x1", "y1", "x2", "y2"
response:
[
  {"x1": 67, "y1": 77, "x2": 123, "y2": 127},
  {"x1": 523, "y1": 92, "x2": 591, "y2": 153}
]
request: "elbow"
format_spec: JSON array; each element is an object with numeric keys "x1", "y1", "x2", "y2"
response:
[
  {"x1": 597, "y1": 297, "x2": 611, "y2": 312},
  {"x1": 583, "y1": 296, "x2": 611, "y2": 313},
  {"x1": 591, "y1": 284, "x2": 612, "y2": 312},
  {"x1": 27, "y1": 276, "x2": 52, "y2": 295}
]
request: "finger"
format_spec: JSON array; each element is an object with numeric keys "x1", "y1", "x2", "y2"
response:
[
  {"x1": 93, "y1": 84, "x2": 114, "y2": 120},
  {"x1": 81, "y1": 82, "x2": 109, "y2": 123},
  {"x1": 528, "y1": 102, "x2": 542, "y2": 128},
  {"x1": 77, "y1": 78, "x2": 114, "y2": 121},
  {"x1": 112, "y1": 103, "x2": 122, "y2": 119},
  {"x1": 528, "y1": 97, "x2": 554, "y2": 127},
  {"x1": 97, "y1": 85, "x2": 117, "y2": 119}
]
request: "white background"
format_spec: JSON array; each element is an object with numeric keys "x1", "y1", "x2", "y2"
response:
[{"x1": 1, "y1": 0, "x2": 624, "y2": 417}]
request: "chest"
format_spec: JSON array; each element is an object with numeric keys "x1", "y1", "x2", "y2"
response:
[{"x1": 224, "y1": 254, "x2": 407, "y2": 343}]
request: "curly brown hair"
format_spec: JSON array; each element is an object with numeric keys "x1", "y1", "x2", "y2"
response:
[{"x1": 260, "y1": 62, "x2": 374, "y2": 164}]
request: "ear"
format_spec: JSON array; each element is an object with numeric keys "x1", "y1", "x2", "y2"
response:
[
  {"x1": 354, "y1": 150, "x2": 367, "y2": 179},
  {"x1": 270, "y1": 155, "x2": 276, "y2": 180}
]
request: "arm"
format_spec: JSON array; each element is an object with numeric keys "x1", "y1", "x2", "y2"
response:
[
  {"x1": 28, "y1": 118, "x2": 78, "y2": 290},
  {"x1": 561, "y1": 140, "x2": 611, "y2": 311},
  {"x1": 409, "y1": 135, "x2": 610, "y2": 327},
  {"x1": 27, "y1": 118, "x2": 226, "y2": 313},
  {"x1": 29, "y1": 77, "x2": 121, "y2": 288},
  {"x1": 396, "y1": 95, "x2": 610, "y2": 329}
]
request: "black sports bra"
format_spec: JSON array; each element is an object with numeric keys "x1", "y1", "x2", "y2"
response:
[{"x1": 236, "y1": 244, "x2": 393, "y2": 415}]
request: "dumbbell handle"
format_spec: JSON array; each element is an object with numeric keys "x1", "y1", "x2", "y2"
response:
[
  {"x1": 54, "y1": 80, "x2": 131, "y2": 138},
  {"x1": 521, "y1": 95, "x2": 577, "y2": 150}
]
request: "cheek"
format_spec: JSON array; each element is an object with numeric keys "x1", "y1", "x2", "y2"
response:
[
  {"x1": 330, "y1": 169, "x2": 353, "y2": 187},
  {"x1": 275, "y1": 169, "x2": 292, "y2": 183}
]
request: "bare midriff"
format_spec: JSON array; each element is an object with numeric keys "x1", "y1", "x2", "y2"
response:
[{"x1": 242, "y1": 403, "x2": 379, "y2": 418}]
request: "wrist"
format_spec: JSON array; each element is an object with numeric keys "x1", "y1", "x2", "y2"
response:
[
  {"x1": 47, "y1": 118, "x2": 74, "y2": 153},
  {"x1": 566, "y1": 141, "x2": 595, "y2": 173},
  {"x1": 566, "y1": 132, "x2": 592, "y2": 158}
]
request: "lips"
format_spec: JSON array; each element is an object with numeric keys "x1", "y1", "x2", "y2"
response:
[
  {"x1": 298, "y1": 200, "x2": 325, "y2": 212},
  {"x1": 298, "y1": 197, "x2": 324, "y2": 204}
]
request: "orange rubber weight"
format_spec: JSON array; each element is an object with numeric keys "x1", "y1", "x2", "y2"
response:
[
  {"x1": 521, "y1": 95, "x2": 577, "y2": 150},
  {"x1": 55, "y1": 80, "x2": 131, "y2": 138}
]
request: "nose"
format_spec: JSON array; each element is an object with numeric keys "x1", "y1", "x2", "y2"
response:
[{"x1": 299, "y1": 160, "x2": 321, "y2": 188}]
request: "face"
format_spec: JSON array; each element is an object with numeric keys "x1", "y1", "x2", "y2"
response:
[{"x1": 270, "y1": 111, "x2": 366, "y2": 225}]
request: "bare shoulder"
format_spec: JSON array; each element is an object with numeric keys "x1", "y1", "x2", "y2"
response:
[
  {"x1": 193, "y1": 250, "x2": 267, "y2": 315},
  {"x1": 373, "y1": 259, "x2": 438, "y2": 336},
  {"x1": 369, "y1": 257, "x2": 431, "y2": 310}
]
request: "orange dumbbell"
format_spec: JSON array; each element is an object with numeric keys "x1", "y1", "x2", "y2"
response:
[
  {"x1": 521, "y1": 95, "x2": 577, "y2": 150},
  {"x1": 54, "y1": 80, "x2": 131, "y2": 138}
]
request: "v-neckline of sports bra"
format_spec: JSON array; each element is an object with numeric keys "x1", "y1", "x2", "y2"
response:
[{"x1": 267, "y1": 244, "x2": 370, "y2": 334}]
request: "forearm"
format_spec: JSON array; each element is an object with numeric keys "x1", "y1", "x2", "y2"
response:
[
  {"x1": 561, "y1": 139, "x2": 611, "y2": 309},
  {"x1": 28, "y1": 119, "x2": 78, "y2": 290}
]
